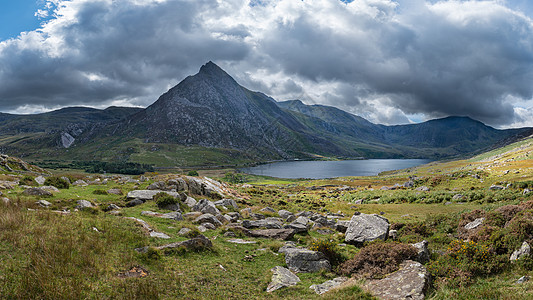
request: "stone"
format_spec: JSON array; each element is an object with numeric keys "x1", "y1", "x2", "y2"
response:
[
  {"x1": 415, "y1": 186, "x2": 430, "y2": 192},
  {"x1": 183, "y1": 212, "x2": 202, "y2": 220},
  {"x1": 242, "y1": 218, "x2": 283, "y2": 229},
  {"x1": 107, "y1": 204, "x2": 120, "y2": 211},
  {"x1": 278, "y1": 241, "x2": 299, "y2": 254},
  {"x1": 227, "y1": 238, "x2": 257, "y2": 244},
  {"x1": 266, "y1": 266, "x2": 300, "y2": 293},
  {"x1": 35, "y1": 176, "x2": 46, "y2": 185},
  {"x1": 452, "y1": 194, "x2": 464, "y2": 200},
  {"x1": 147, "y1": 181, "x2": 166, "y2": 190},
  {"x1": 310, "y1": 277, "x2": 348, "y2": 295},
  {"x1": 141, "y1": 211, "x2": 183, "y2": 221},
  {"x1": 283, "y1": 223, "x2": 308, "y2": 233},
  {"x1": 335, "y1": 220, "x2": 350, "y2": 233},
  {"x1": 126, "y1": 190, "x2": 179, "y2": 201},
  {"x1": 40, "y1": 186, "x2": 60, "y2": 193},
  {"x1": 388, "y1": 230, "x2": 398, "y2": 240},
  {"x1": 516, "y1": 276, "x2": 530, "y2": 284},
  {"x1": 411, "y1": 240, "x2": 430, "y2": 264},
  {"x1": 250, "y1": 213, "x2": 266, "y2": 220},
  {"x1": 150, "y1": 235, "x2": 212, "y2": 252},
  {"x1": 278, "y1": 210, "x2": 296, "y2": 222},
  {"x1": 192, "y1": 199, "x2": 220, "y2": 215},
  {"x1": 403, "y1": 181, "x2": 414, "y2": 188},
  {"x1": 285, "y1": 249, "x2": 331, "y2": 273},
  {"x1": 23, "y1": 187, "x2": 52, "y2": 196},
  {"x1": 316, "y1": 228, "x2": 335, "y2": 235},
  {"x1": 510, "y1": 242, "x2": 531, "y2": 261},
  {"x1": 464, "y1": 218, "x2": 485, "y2": 230},
  {"x1": 489, "y1": 185, "x2": 505, "y2": 191},
  {"x1": 201, "y1": 223, "x2": 216, "y2": 230},
  {"x1": 260, "y1": 207, "x2": 276, "y2": 213},
  {"x1": 184, "y1": 196, "x2": 197, "y2": 208},
  {"x1": 150, "y1": 231, "x2": 171, "y2": 239},
  {"x1": 36, "y1": 200, "x2": 52, "y2": 207},
  {"x1": 72, "y1": 180, "x2": 88, "y2": 186},
  {"x1": 345, "y1": 213, "x2": 389, "y2": 244},
  {"x1": 107, "y1": 188, "x2": 123, "y2": 195},
  {"x1": 364, "y1": 260, "x2": 429, "y2": 300},
  {"x1": 246, "y1": 229, "x2": 296, "y2": 240},
  {"x1": 126, "y1": 199, "x2": 144, "y2": 207},
  {"x1": 1, "y1": 197, "x2": 10, "y2": 204},
  {"x1": 178, "y1": 227, "x2": 192, "y2": 236},
  {"x1": 524, "y1": 189, "x2": 531, "y2": 195},
  {"x1": 214, "y1": 198, "x2": 238, "y2": 209},
  {"x1": 76, "y1": 200, "x2": 94, "y2": 210},
  {"x1": 224, "y1": 212, "x2": 241, "y2": 222},
  {"x1": 223, "y1": 231, "x2": 237, "y2": 237},
  {"x1": 193, "y1": 213, "x2": 223, "y2": 228}
]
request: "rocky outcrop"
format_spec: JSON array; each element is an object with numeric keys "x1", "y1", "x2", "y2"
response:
[
  {"x1": 285, "y1": 249, "x2": 331, "y2": 273},
  {"x1": 266, "y1": 266, "x2": 300, "y2": 293},
  {"x1": 242, "y1": 218, "x2": 283, "y2": 229},
  {"x1": 345, "y1": 213, "x2": 389, "y2": 244},
  {"x1": 510, "y1": 242, "x2": 531, "y2": 261},
  {"x1": 192, "y1": 199, "x2": 220, "y2": 215},
  {"x1": 23, "y1": 187, "x2": 52, "y2": 196},
  {"x1": 411, "y1": 240, "x2": 430, "y2": 264},
  {"x1": 364, "y1": 260, "x2": 429, "y2": 300},
  {"x1": 310, "y1": 277, "x2": 348, "y2": 295}
]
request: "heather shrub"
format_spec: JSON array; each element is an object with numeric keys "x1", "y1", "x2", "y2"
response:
[
  {"x1": 19, "y1": 175, "x2": 37, "y2": 186},
  {"x1": 339, "y1": 242, "x2": 417, "y2": 279},
  {"x1": 154, "y1": 192, "x2": 178, "y2": 208},
  {"x1": 44, "y1": 176, "x2": 69, "y2": 189},
  {"x1": 494, "y1": 205, "x2": 523, "y2": 222},
  {"x1": 92, "y1": 189, "x2": 108, "y2": 195}
]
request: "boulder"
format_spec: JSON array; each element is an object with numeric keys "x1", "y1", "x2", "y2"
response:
[
  {"x1": 345, "y1": 213, "x2": 389, "y2": 244},
  {"x1": 510, "y1": 242, "x2": 531, "y2": 261},
  {"x1": 184, "y1": 196, "x2": 197, "y2": 208},
  {"x1": 72, "y1": 180, "x2": 88, "y2": 186},
  {"x1": 23, "y1": 187, "x2": 52, "y2": 196},
  {"x1": 260, "y1": 207, "x2": 276, "y2": 213},
  {"x1": 489, "y1": 185, "x2": 504, "y2": 191},
  {"x1": 76, "y1": 200, "x2": 94, "y2": 210},
  {"x1": 285, "y1": 249, "x2": 331, "y2": 273},
  {"x1": 364, "y1": 260, "x2": 429, "y2": 300},
  {"x1": 283, "y1": 223, "x2": 308, "y2": 233},
  {"x1": 35, "y1": 176, "x2": 46, "y2": 185},
  {"x1": 178, "y1": 227, "x2": 192, "y2": 236},
  {"x1": 246, "y1": 229, "x2": 296, "y2": 240},
  {"x1": 415, "y1": 186, "x2": 430, "y2": 192},
  {"x1": 143, "y1": 235, "x2": 212, "y2": 252},
  {"x1": 126, "y1": 190, "x2": 180, "y2": 201},
  {"x1": 147, "y1": 181, "x2": 166, "y2": 190},
  {"x1": 452, "y1": 194, "x2": 464, "y2": 200},
  {"x1": 224, "y1": 212, "x2": 241, "y2": 222},
  {"x1": 126, "y1": 199, "x2": 144, "y2": 207},
  {"x1": 107, "y1": 189, "x2": 123, "y2": 195},
  {"x1": 251, "y1": 213, "x2": 266, "y2": 220},
  {"x1": 141, "y1": 211, "x2": 183, "y2": 221},
  {"x1": 411, "y1": 240, "x2": 430, "y2": 264},
  {"x1": 193, "y1": 213, "x2": 223, "y2": 228},
  {"x1": 106, "y1": 204, "x2": 120, "y2": 211},
  {"x1": 183, "y1": 212, "x2": 202, "y2": 220},
  {"x1": 242, "y1": 218, "x2": 283, "y2": 229},
  {"x1": 214, "y1": 198, "x2": 238, "y2": 209},
  {"x1": 167, "y1": 178, "x2": 188, "y2": 191},
  {"x1": 310, "y1": 277, "x2": 348, "y2": 295},
  {"x1": 40, "y1": 186, "x2": 60, "y2": 193},
  {"x1": 192, "y1": 199, "x2": 220, "y2": 215},
  {"x1": 201, "y1": 223, "x2": 216, "y2": 230},
  {"x1": 464, "y1": 218, "x2": 484, "y2": 230},
  {"x1": 266, "y1": 266, "x2": 300, "y2": 293},
  {"x1": 278, "y1": 210, "x2": 296, "y2": 222},
  {"x1": 36, "y1": 200, "x2": 52, "y2": 207}
]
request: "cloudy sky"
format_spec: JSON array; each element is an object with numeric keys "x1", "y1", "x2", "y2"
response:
[{"x1": 1, "y1": 0, "x2": 533, "y2": 128}]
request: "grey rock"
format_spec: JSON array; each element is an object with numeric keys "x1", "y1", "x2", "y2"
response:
[
  {"x1": 335, "y1": 220, "x2": 350, "y2": 233},
  {"x1": 197, "y1": 225, "x2": 208, "y2": 233},
  {"x1": 40, "y1": 185, "x2": 60, "y2": 193},
  {"x1": 23, "y1": 187, "x2": 52, "y2": 196},
  {"x1": 127, "y1": 190, "x2": 179, "y2": 201},
  {"x1": 516, "y1": 276, "x2": 530, "y2": 284},
  {"x1": 310, "y1": 277, "x2": 348, "y2": 295},
  {"x1": 489, "y1": 185, "x2": 505, "y2": 190},
  {"x1": 76, "y1": 200, "x2": 94, "y2": 210},
  {"x1": 242, "y1": 218, "x2": 283, "y2": 229},
  {"x1": 285, "y1": 249, "x2": 331, "y2": 273},
  {"x1": 260, "y1": 207, "x2": 276, "y2": 213},
  {"x1": 278, "y1": 242, "x2": 300, "y2": 255},
  {"x1": 224, "y1": 212, "x2": 241, "y2": 222},
  {"x1": 250, "y1": 213, "x2": 266, "y2": 220},
  {"x1": 184, "y1": 196, "x2": 197, "y2": 208},
  {"x1": 227, "y1": 238, "x2": 257, "y2": 244},
  {"x1": 278, "y1": 209, "x2": 296, "y2": 222},
  {"x1": 150, "y1": 231, "x2": 171, "y2": 239},
  {"x1": 214, "y1": 198, "x2": 238, "y2": 209},
  {"x1": 283, "y1": 223, "x2": 308, "y2": 233},
  {"x1": 510, "y1": 242, "x2": 531, "y2": 261},
  {"x1": 201, "y1": 222, "x2": 216, "y2": 230},
  {"x1": 183, "y1": 212, "x2": 202, "y2": 220},
  {"x1": 364, "y1": 260, "x2": 429, "y2": 300},
  {"x1": 147, "y1": 181, "x2": 166, "y2": 190},
  {"x1": 141, "y1": 211, "x2": 183, "y2": 221},
  {"x1": 36, "y1": 200, "x2": 52, "y2": 207},
  {"x1": 415, "y1": 186, "x2": 430, "y2": 192},
  {"x1": 345, "y1": 213, "x2": 389, "y2": 244},
  {"x1": 403, "y1": 181, "x2": 414, "y2": 188},
  {"x1": 246, "y1": 229, "x2": 296, "y2": 240},
  {"x1": 452, "y1": 194, "x2": 464, "y2": 200},
  {"x1": 193, "y1": 213, "x2": 223, "y2": 228},
  {"x1": 152, "y1": 235, "x2": 212, "y2": 251},
  {"x1": 223, "y1": 231, "x2": 237, "y2": 237},
  {"x1": 35, "y1": 176, "x2": 46, "y2": 185},
  {"x1": 126, "y1": 199, "x2": 144, "y2": 207},
  {"x1": 411, "y1": 240, "x2": 430, "y2": 264},
  {"x1": 2, "y1": 197, "x2": 10, "y2": 204},
  {"x1": 178, "y1": 227, "x2": 192, "y2": 236},
  {"x1": 316, "y1": 228, "x2": 335, "y2": 235},
  {"x1": 464, "y1": 218, "x2": 485, "y2": 230},
  {"x1": 192, "y1": 199, "x2": 220, "y2": 215},
  {"x1": 107, "y1": 204, "x2": 120, "y2": 211},
  {"x1": 388, "y1": 229, "x2": 398, "y2": 240},
  {"x1": 107, "y1": 189, "x2": 123, "y2": 195},
  {"x1": 266, "y1": 266, "x2": 300, "y2": 293},
  {"x1": 72, "y1": 180, "x2": 88, "y2": 186},
  {"x1": 60, "y1": 177, "x2": 71, "y2": 184},
  {"x1": 524, "y1": 188, "x2": 531, "y2": 195}
]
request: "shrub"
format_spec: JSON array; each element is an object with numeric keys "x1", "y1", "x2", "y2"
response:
[
  {"x1": 19, "y1": 175, "x2": 37, "y2": 186},
  {"x1": 92, "y1": 189, "x2": 108, "y2": 195},
  {"x1": 44, "y1": 176, "x2": 69, "y2": 189},
  {"x1": 187, "y1": 170, "x2": 199, "y2": 176},
  {"x1": 495, "y1": 205, "x2": 523, "y2": 222},
  {"x1": 339, "y1": 242, "x2": 417, "y2": 279},
  {"x1": 309, "y1": 239, "x2": 345, "y2": 267},
  {"x1": 154, "y1": 192, "x2": 178, "y2": 208}
]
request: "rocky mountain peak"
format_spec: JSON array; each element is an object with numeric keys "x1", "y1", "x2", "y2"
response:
[{"x1": 198, "y1": 61, "x2": 232, "y2": 79}]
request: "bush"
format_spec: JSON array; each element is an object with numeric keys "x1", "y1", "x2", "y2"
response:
[
  {"x1": 187, "y1": 170, "x2": 199, "y2": 176},
  {"x1": 309, "y1": 239, "x2": 345, "y2": 267},
  {"x1": 92, "y1": 189, "x2": 108, "y2": 195},
  {"x1": 44, "y1": 176, "x2": 69, "y2": 189},
  {"x1": 339, "y1": 242, "x2": 417, "y2": 279},
  {"x1": 154, "y1": 192, "x2": 178, "y2": 207},
  {"x1": 19, "y1": 175, "x2": 37, "y2": 186}
]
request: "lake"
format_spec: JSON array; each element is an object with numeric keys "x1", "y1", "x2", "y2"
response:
[{"x1": 241, "y1": 159, "x2": 432, "y2": 179}]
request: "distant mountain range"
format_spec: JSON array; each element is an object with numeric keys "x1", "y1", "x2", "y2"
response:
[{"x1": 0, "y1": 61, "x2": 531, "y2": 167}]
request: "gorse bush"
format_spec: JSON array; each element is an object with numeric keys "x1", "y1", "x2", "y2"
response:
[
  {"x1": 44, "y1": 176, "x2": 69, "y2": 189},
  {"x1": 187, "y1": 170, "x2": 199, "y2": 176},
  {"x1": 19, "y1": 175, "x2": 37, "y2": 186},
  {"x1": 309, "y1": 239, "x2": 345, "y2": 267},
  {"x1": 339, "y1": 242, "x2": 417, "y2": 279},
  {"x1": 154, "y1": 192, "x2": 178, "y2": 207}
]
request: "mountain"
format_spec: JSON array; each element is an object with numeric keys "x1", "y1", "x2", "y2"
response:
[{"x1": 0, "y1": 62, "x2": 531, "y2": 167}]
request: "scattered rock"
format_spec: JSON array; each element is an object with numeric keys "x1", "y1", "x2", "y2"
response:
[
  {"x1": 192, "y1": 199, "x2": 220, "y2": 215},
  {"x1": 266, "y1": 266, "x2": 300, "y2": 293},
  {"x1": 524, "y1": 189, "x2": 531, "y2": 195},
  {"x1": 23, "y1": 187, "x2": 52, "y2": 196},
  {"x1": 76, "y1": 200, "x2": 94, "y2": 210},
  {"x1": 452, "y1": 194, "x2": 464, "y2": 200},
  {"x1": 316, "y1": 228, "x2": 335, "y2": 235},
  {"x1": 285, "y1": 249, "x2": 331, "y2": 273},
  {"x1": 364, "y1": 260, "x2": 429, "y2": 300},
  {"x1": 246, "y1": 229, "x2": 296, "y2": 240},
  {"x1": 72, "y1": 180, "x2": 88, "y2": 186},
  {"x1": 126, "y1": 217, "x2": 170, "y2": 239},
  {"x1": 150, "y1": 231, "x2": 171, "y2": 239},
  {"x1": 36, "y1": 199, "x2": 52, "y2": 207},
  {"x1": 126, "y1": 190, "x2": 179, "y2": 202},
  {"x1": 107, "y1": 188, "x2": 123, "y2": 195},
  {"x1": 35, "y1": 176, "x2": 46, "y2": 185},
  {"x1": 177, "y1": 227, "x2": 192, "y2": 236},
  {"x1": 388, "y1": 230, "x2": 398, "y2": 240},
  {"x1": 126, "y1": 199, "x2": 144, "y2": 207},
  {"x1": 242, "y1": 218, "x2": 283, "y2": 229},
  {"x1": 214, "y1": 198, "x2": 238, "y2": 209},
  {"x1": 516, "y1": 276, "x2": 530, "y2": 284},
  {"x1": 415, "y1": 186, "x2": 430, "y2": 192},
  {"x1": 278, "y1": 210, "x2": 296, "y2": 222},
  {"x1": 184, "y1": 196, "x2": 197, "y2": 208},
  {"x1": 227, "y1": 239, "x2": 257, "y2": 244},
  {"x1": 141, "y1": 211, "x2": 184, "y2": 221},
  {"x1": 154, "y1": 235, "x2": 212, "y2": 252},
  {"x1": 201, "y1": 223, "x2": 216, "y2": 230},
  {"x1": 464, "y1": 218, "x2": 485, "y2": 230},
  {"x1": 510, "y1": 242, "x2": 531, "y2": 261},
  {"x1": 193, "y1": 213, "x2": 223, "y2": 228},
  {"x1": 310, "y1": 277, "x2": 348, "y2": 295},
  {"x1": 260, "y1": 207, "x2": 276, "y2": 213},
  {"x1": 224, "y1": 212, "x2": 241, "y2": 222},
  {"x1": 411, "y1": 240, "x2": 430, "y2": 264},
  {"x1": 335, "y1": 220, "x2": 350, "y2": 233},
  {"x1": 345, "y1": 213, "x2": 389, "y2": 244},
  {"x1": 489, "y1": 185, "x2": 504, "y2": 191},
  {"x1": 106, "y1": 204, "x2": 120, "y2": 211}
]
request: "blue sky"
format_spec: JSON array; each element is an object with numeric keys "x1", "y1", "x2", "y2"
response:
[{"x1": 1, "y1": 0, "x2": 533, "y2": 128}]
